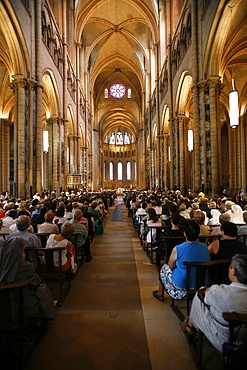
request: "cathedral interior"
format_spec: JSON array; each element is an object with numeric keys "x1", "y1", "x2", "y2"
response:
[{"x1": 0, "y1": 0, "x2": 247, "y2": 198}]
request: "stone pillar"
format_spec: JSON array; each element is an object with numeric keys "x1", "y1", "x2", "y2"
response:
[
  {"x1": 169, "y1": 119, "x2": 174, "y2": 190},
  {"x1": 198, "y1": 80, "x2": 207, "y2": 192},
  {"x1": 191, "y1": 0, "x2": 200, "y2": 190},
  {"x1": 9, "y1": 75, "x2": 27, "y2": 198},
  {"x1": 35, "y1": 0, "x2": 43, "y2": 195},
  {"x1": 178, "y1": 115, "x2": 187, "y2": 193},
  {"x1": 163, "y1": 133, "x2": 168, "y2": 190},
  {"x1": 208, "y1": 76, "x2": 221, "y2": 195},
  {"x1": 0, "y1": 119, "x2": 11, "y2": 192},
  {"x1": 240, "y1": 116, "x2": 246, "y2": 191},
  {"x1": 47, "y1": 115, "x2": 60, "y2": 193}
]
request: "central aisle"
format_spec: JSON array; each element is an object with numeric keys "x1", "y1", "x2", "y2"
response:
[{"x1": 25, "y1": 197, "x2": 196, "y2": 370}]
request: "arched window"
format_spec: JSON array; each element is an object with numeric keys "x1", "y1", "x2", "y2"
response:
[
  {"x1": 109, "y1": 132, "x2": 115, "y2": 144},
  {"x1": 117, "y1": 162, "x2": 123, "y2": 180},
  {"x1": 133, "y1": 160, "x2": 136, "y2": 179},
  {"x1": 109, "y1": 162, "x2": 113, "y2": 180},
  {"x1": 127, "y1": 161, "x2": 131, "y2": 180},
  {"x1": 127, "y1": 88, "x2": 131, "y2": 98},
  {"x1": 104, "y1": 88, "x2": 108, "y2": 98},
  {"x1": 116, "y1": 130, "x2": 123, "y2": 145},
  {"x1": 124, "y1": 132, "x2": 130, "y2": 144}
]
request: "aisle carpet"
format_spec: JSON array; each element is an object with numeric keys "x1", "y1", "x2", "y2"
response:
[
  {"x1": 25, "y1": 199, "x2": 151, "y2": 370},
  {"x1": 111, "y1": 205, "x2": 122, "y2": 221}
]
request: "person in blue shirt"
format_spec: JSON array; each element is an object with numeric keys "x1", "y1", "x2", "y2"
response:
[{"x1": 153, "y1": 219, "x2": 211, "y2": 301}]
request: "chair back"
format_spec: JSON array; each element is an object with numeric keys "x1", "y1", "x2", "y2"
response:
[{"x1": 183, "y1": 259, "x2": 231, "y2": 315}]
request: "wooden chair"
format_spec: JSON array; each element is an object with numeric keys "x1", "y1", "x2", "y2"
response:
[
  {"x1": 35, "y1": 232, "x2": 52, "y2": 248},
  {"x1": 25, "y1": 247, "x2": 72, "y2": 307},
  {"x1": 171, "y1": 259, "x2": 231, "y2": 319},
  {"x1": 69, "y1": 233, "x2": 84, "y2": 265},
  {"x1": 0, "y1": 280, "x2": 29, "y2": 369}
]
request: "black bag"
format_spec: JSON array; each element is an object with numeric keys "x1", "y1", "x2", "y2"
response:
[{"x1": 223, "y1": 342, "x2": 247, "y2": 370}]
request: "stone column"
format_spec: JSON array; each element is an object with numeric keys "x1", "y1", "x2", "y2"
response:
[
  {"x1": 35, "y1": 0, "x2": 43, "y2": 195},
  {"x1": 240, "y1": 116, "x2": 246, "y2": 191},
  {"x1": 178, "y1": 115, "x2": 186, "y2": 193},
  {"x1": 208, "y1": 76, "x2": 221, "y2": 195},
  {"x1": 9, "y1": 75, "x2": 27, "y2": 198},
  {"x1": 198, "y1": 80, "x2": 207, "y2": 192},
  {"x1": 47, "y1": 115, "x2": 60, "y2": 193},
  {"x1": 169, "y1": 119, "x2": 174, "y2": 190},
  {"x1": 163, "y1": 133, "x2": 168, "y2": 190},
  {"x1": 191, "y1": 0, "x2": 200, "y2": 190},
  {"x1": 0, "y1": 119, "x2": 11, "y2": 192}
]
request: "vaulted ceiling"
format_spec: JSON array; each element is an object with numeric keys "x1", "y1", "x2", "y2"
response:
[{"x1": 75, "y1": 0, "x2": 159, "y2": 138}]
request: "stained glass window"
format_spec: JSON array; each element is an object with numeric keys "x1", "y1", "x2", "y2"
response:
[
  {"x1": 109, "y1": 132, "x2": 115, "y2": 144},
  {"x1": 110, "y1": 84, "x2": 126, "y2": 99},
  {"x1": 116, "y1": 130, "x2": 123, "y2": 145},
  {"x1": 127, "y1": 88, "x2": 131, "y2": 98},
  {"x1": 124, "y1": 132, "x2": 130, "y2": 144},
  {"x1": 104, "y1": 88, "x2": 108, "y2": 98}
]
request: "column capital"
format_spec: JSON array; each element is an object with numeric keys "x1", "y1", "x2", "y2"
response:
[{"x1": 207, "y1": 76, "x2": 222, "y2": 90}]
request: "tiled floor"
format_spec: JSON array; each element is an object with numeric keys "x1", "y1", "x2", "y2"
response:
[{"x1": 23, "y1": 197, "x2": 223, "y2": 370}]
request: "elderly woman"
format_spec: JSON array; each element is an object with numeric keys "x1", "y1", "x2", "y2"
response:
[
  {"x1": 183, "y1": 254, "x2": 247, "y2": 352},
  {"x1": 0, "y1": 237, "x2": 55, "y2": 320},
  {"x1": 153, "y1": 220, "x2": 210, "y2": 301},
  {"x1": 46, "y1": 221, "x2": 77, "y2": 273}
]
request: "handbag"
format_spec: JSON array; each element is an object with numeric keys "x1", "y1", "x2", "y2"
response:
[
  {"x1": 35, "y1": 282, "x2": 55, "y2": 320},
  {"x1": 223, "y1": 322, "x2": 247, "y2": 370}
]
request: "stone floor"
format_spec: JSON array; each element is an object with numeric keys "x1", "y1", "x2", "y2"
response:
[{"x1": 23, "y1": 196, "x2": 224, "y2": 370}]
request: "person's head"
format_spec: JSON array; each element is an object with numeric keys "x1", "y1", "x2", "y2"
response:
[
  {"x1": 61, "y1": 221, "x2": 75, "y2": 238},
  {"x1": 56, "y1": 206, "x2": 65, "y2": 217},
  {"x1": 230, "y1": 254, "x2": 247, "y2": 284},
  {"x1": 147, "y1": 207, "x2": 158, "y2": 222},
  {"x1": 49, "y1": 201, "x2": 57, "y2": 212},
  {"x1": 219, "y1": 213, "x2": 231, "y2": 224},
  {"x1": 221, "y1": 222, "x2": 238, "y2": 237},
  {"x1": 39, "y1": 206, "x2": 48, "y2": 216},
  {"x1": 73, "y1": 209, "x2": 82, "y2": 221},
  {"x1": 171, "y1": 212, "x2": 180, "y2": 226},
  {"x1": 169, "y1": 203, "x2": 178, "y2": 214},
  {"x1": 142, "y1": 202, "x2": 147, "y2": 210},
  {"x1": 16, "y1": 215, "x2": 30, "y2": 231},
  {"x1": 180, "y1": 204, "x2": 186, "y2": 212},
  {"x1": 44, "y1": 212, "x2": 54, "y2": 223},
  {"x1": 91, "y1": 200, "x2": 98, "y2": 209},
  {"x1": 243, "y1": 212, "x2": 247, "y2": 224},
  {"x1": 191, "y1": 203, "x2": 199, "y2": 211},
  {"x1": 6, "y1": 209, "x2": 17, "y2": 219},
  {"x1": 193, "y1": 211, "x2": 205, "y2": 225},
  {"x1": 225, "y1": 200, "x2": 235, "y2": 210},
  {"x1": 209, "y1": 201, "x2": 216, "y2": 209},
  {"x1": 183, "y1": 220, "x2": 200, "y2": 241}
]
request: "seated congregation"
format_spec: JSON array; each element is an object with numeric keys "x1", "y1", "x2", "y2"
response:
[
  {"x1": 0, "y1": 192, "x2": 110, "y2": 366},
  {"x1": 128, "y1": 190, "x2": 247, "y2": 364}
]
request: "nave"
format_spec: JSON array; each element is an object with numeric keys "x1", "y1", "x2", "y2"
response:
[{"x1": 24, "y1": 197, "x2": 218, "y2": 370}]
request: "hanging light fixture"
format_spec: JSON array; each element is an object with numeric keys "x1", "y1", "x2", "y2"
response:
[
  {"x1": 229, "y1": 78, "x2": 239, "y2": 128},
  {"x1": 188, "y1": 129, "x2": 193, "y2": 152},
  {"x1": 43, "y1": 130, "x2": 49, "y2": 152}
]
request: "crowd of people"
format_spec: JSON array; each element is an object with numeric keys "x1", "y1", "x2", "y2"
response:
[
  {"x1": 0, "y1": 189, "x2": 116, "y2": 326},
  {"x1": 124, "y1": 188, "x2": 247, "y2": 355}
]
